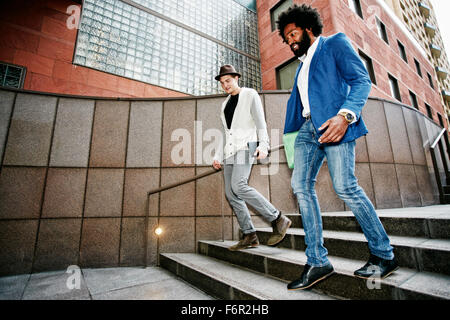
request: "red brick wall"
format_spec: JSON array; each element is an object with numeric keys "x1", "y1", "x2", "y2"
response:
[
  {"x1": 257, "y1": 0, "x2": 446, "y2": 126},
  {"x1": 0, "y1": 0, "x2": 187, "y2": 98}
]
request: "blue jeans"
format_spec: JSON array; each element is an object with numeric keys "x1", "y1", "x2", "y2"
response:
[{"x1": 291, "y1": 119, "x2": 394, "y2": 267}]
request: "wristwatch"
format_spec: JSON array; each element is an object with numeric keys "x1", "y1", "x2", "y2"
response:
[{"x1": 338, "y1": 111, "x2": 355, "y2": 124}]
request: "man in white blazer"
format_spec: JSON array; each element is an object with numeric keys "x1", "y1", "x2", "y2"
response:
[{"x1": 212, "y1": 65, "x2": 292, "y2": 251}]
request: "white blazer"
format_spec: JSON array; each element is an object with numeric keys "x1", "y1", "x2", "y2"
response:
[{"x1": 214, "y1": 88, "x2": 270, "y2": 162}]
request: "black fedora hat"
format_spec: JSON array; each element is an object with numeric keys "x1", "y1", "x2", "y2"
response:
[{"x1": 215, "y1": 64, "x2": 241, "y2": 81}]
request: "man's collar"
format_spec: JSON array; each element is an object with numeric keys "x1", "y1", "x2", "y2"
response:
[{"x1": 298, "y1": 35, "x2": 322, "y2": 62}]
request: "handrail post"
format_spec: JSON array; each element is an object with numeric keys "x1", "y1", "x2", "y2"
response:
[
  {"x1": 430, "y1": 147, "x2": 444, "y2": 204},
  {"x1": 221, "y1": 176, "x2": 224, "y2": 242},
  {"x1": 444, "y1": 130, "x2": 450, "y2": 160},
  {"x1": 438, "y1": 139, "x2": 450, "y2": 183},
  {"x1": 144, "y1": 193, "x2": 149, "y2": 267}
]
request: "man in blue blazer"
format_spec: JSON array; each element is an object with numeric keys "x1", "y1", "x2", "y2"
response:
[{"x1": 277, "y1": 4, "x2": 398, "y2": 290}]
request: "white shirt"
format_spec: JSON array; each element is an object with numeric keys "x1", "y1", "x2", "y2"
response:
[{"x1": 297, "y1": 36, "x2": 356, "y2": 123}]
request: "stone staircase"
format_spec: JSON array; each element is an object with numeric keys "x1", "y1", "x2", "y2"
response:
[{"x1": 160, "y1": 206, "x2": 450, "y2": 300}]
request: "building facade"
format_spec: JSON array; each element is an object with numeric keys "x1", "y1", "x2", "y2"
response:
[
  {"x1": 0, "y1": 0, "x2": 448, "y2": 128},
  {"x1": 383, "y1": 0, "x2": 450, "y2": 121},
  {"x1": 257, "y1": 0, "x2": 447, "y2": 128},
  {"x1": 0, "y1": 0, "x2": 261, "y2": 97}
]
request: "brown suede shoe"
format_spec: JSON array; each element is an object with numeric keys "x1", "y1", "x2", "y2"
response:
[
  {"x1": 267, "y1": 213, "x2": 292, "y2": 246},
  {"x1": 228, "y1": 232, "x2": 259, "y2": 251}
]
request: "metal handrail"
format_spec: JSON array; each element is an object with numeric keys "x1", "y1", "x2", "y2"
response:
[
  {"x1": 146, "y1": 144, "x2": 284, "y2": 197},
  {"x1": 431, "y1": 128, "x2": 447, "y2": 149},
  {"x1": 144, "y1": 144, "x2": 284, "y2": 266},
  {"x1": 147, "y1": 168, "x2": 221, "y2": 197}
]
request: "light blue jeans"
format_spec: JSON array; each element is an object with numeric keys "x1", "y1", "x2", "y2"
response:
[
  {"x1": 223, "y1": 145, "x2": 279, "y2": 235},
  {"x1": 291, "y1": 119, "x2": 394, "y2": 267}
]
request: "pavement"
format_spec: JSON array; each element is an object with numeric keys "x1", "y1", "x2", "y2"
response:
[{"x1": 0, "y1": 266, "x2": 214, "y2": 300}]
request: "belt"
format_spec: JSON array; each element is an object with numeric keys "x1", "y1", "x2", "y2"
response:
[{"x1": 304, "y1": 114, "x2": 311, "y2": 120}]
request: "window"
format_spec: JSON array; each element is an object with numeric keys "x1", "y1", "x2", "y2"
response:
[
  {"x1": 409, "y1": 91, "x2": 419, "y2": 109},
  {"x1": 270, "y1": 0, "x2": 293, "y2": 32},
  {"x1": 427, "y1": 72, "x2": 435, "y2": 89},
  {"x1": 425, "y1": 103, "x2": 433, "y2": 119},
  {"x1": 349, "y1": 0, "x2": 363, "y2": 19},
  {"x1": 437, "y1": 113, "x2": 444, "y2": 127},
  {"x1": 376, "y1": 18, "x2": 389, "y2": 44},
  {"x1": 359, "y1": 50, "x2": 377, "y2": 85},
  {"x1": 414, "y1": 59, "x2": 422, "y2": 78},
  {"x1": 388, "y1": 74, "x2": 402, "y2": 102},
  {"x1": 73, "y1": 0, "x2": 262, "y2": 96},
  {"x1": 0, "y1": 62, "x2": 26, "y2": 89},
  {"x1": 398, "y1": 41, "x2": 408, "y2": 63},
  {"x1": 276, "y1": 57, "x2": 300, "y2": 90}
]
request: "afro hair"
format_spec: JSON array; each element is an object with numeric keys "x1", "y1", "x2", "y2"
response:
[{"x1": 276, "y1": 4, "x2": 324, "y2": 42}]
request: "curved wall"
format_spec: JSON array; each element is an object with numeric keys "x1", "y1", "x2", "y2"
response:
[{"x1": 0, "y1": 88, "x2": 444, "y2": 276}]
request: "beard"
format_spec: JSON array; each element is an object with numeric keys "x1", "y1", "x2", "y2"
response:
[{"x1": 291, "y1": 31, "x2": 312, "y2": 57}]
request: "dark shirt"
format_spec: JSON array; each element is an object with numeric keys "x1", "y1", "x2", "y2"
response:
[{"x1": 224, "y1": 94, "x2": 239, "y2": 129}]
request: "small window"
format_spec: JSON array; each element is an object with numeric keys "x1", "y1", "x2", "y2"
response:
[
  {"x1": 376, "y1": 18, "x2": 389, "y2": 44},
  {"x1": 398, "y1": 41, "x2": 408, "y2": 63},
  {"x1": 349, "y1": 0, "x2": 364, "y2": 19},
  {"x1": 271, "y1": 0, "x2": 293, "y2": 32},
  {"x1": 414, "y1": 59, "x2": 422, "y2": 78},
  {"x1": 427, "y1": 72, "x2": 435, "y2": 89},
  {"x1": 276, "y1": 57, "x2": 300, "y2": 90},
  {"x1": 0, "y1": 62, "x2": 26, "y2": 89},
  {"x1": 425, "y1": 103, "x2": 433, "y2": 119},
  {"x1": 437, "y1": 113, "x2": 444, "y2": 127},
  {"x1": 388, "y1": 74, "x2": 402, "y2": 102},
  {"x1": 409, "y1": 91, "x2": 419, "y2": 109},
  {"x1": 359, "y1": 50, "x2": 377, "y2": 85}
]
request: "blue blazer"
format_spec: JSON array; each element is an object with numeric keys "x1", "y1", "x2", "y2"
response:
[{"x1": 284, "y1": 33, "x2": 372, "y2": 144}]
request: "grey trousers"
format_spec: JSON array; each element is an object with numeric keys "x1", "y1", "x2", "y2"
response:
[{"x1": 223, "y1": 148, "x2": 279, "y2": 235}]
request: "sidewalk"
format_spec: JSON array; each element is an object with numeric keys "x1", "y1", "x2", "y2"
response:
[{"x1": 0, "y1": 266, "x2": 214, "y2": 300}]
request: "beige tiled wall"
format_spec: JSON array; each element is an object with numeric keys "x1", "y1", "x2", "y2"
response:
[
  {"x1": 50, "y1": 98, "x2": 94, "y2": 167},
  {"x1": 89, "y1": 101, "x2": 129, "y2": 168},
  {"x1": 3, "y1": 94, "x2": 57, "y2": 166},
  {"x1": 0, "y1": 89, "x2": 443, "y2": 276}
]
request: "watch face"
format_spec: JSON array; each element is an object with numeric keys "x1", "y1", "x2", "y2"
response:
[{"x1": 346, "y1": 113, "x2": 354, "y2": 122}]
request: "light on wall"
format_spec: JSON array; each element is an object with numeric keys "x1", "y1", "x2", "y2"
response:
[{"x1": 154, "y1": 227, "x2": 163, "y2": 236}]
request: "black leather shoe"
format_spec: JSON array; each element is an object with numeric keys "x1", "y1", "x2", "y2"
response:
[
  {"x1": 287, "y1": 264, "x2": 334, "y2": 290},
  {"x1": 354, "y1": 254, "x2": 399, "y2": 280}
]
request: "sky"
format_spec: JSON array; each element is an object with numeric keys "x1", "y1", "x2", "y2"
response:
[{"x1": 430, "y1": 0, "x2": 450, "y2": 54}]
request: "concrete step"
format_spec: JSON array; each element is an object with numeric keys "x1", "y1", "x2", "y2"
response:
[
  {"x1": 255, "y1": 228, "x2": 450, "y2": 276},
  {"x1": 284, "y1": 205, "x2": 450, "y2": 239},
  {"x1": 159, "y1": 252, "x2": 336, "y2": 300},
  {"x1": 198, "y1": 240, "x2": 450, "y2": 300}
]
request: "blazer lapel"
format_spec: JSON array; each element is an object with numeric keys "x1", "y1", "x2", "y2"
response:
[{"x1": 308, "y1": 36, "x2": 325, "y2": 84}]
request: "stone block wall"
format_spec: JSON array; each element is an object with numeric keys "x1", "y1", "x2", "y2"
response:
[{"x1": 0, "y1": 88, "x2": 444, "y2": 276}]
